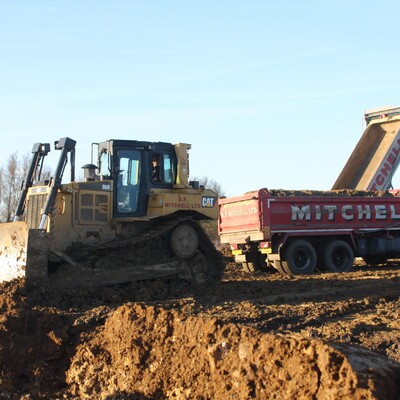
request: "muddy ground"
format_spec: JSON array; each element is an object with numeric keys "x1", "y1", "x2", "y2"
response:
[{"x1": 0, "y1": 258, "x2": 399, "y2": 399}]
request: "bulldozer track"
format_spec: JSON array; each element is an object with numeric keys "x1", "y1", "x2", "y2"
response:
[{"x1": 48, "y1": 216, "x2": 225, "y2": 288}]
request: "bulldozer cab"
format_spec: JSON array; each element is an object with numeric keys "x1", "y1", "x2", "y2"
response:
[{"x1": 96, "y1": 140, "x2": 181, "y2": 218}]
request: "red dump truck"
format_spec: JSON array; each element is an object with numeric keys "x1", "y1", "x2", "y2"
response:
[
  {"x1": 218, "y1": 189, "x2": 400, "y2": 276},
  {"x1": 219, "y1": 106, "x2": 400, "y2": 276}
]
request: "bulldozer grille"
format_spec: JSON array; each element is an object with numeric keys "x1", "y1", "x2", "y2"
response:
[
  {"x1": 77, "y1": 192, "x2": 110, "y2": 224},
  {"x1": 25, "y1": 193, "x2": 47, "y2": 229}
]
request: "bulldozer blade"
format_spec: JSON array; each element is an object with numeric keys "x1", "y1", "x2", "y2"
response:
[{"x1": 0, "y1": 221, "x2": 49, "y2": 283}]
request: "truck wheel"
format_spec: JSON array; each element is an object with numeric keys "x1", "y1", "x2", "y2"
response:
[
  {"x1": 242, "y1": 253, "x2": 269, "y2": 273},
  {"x1": 242, "y1": 261, "x2": 256, "y2": 273},
  {"x1": 321, "y1": 240, "x2": 354, "y2": 272},
  {"x1": 284, "y1": 240, "x2": 317, "y2": 275}
]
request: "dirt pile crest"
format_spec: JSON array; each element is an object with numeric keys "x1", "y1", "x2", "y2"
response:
[{"x1": 67, "y1": 303, "x2": 400, "y2": 400}]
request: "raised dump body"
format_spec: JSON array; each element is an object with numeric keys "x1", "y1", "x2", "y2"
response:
[
  {"x1": 219, "y1": 189, "x2": 400, "y2": 276},
  {"x1": 333, "y1": 106, "x2": 400, "y2": 191}
]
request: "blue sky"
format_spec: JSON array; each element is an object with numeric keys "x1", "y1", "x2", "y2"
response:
[{"x1": 1, "y1": 0, "x2": 400, "y2": 196}]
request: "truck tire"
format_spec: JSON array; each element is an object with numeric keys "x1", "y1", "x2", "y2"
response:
[
  {"x1": 242, "y1": 253, "x2": 270, "y2": 274},
  {"x1": 242, "y1": 261, "x2": 257, "y2": 273},
  {"x1": 321, "y1": 240, "x2": 354, "y2": 272},
  {"x1": 284, "y1": 240, "x2": 317, "y2": 275}
]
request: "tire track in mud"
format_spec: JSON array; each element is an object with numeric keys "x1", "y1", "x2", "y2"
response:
[{"x1": 216, "y1": 273, "x2": 400, "y2": 304}]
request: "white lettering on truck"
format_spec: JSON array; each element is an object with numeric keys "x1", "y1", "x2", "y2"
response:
[
  {"x1": 369, "y1": 136, "x2": 400, "y2": 191},
  {"x1": 291, "y1": 204, "x2": 400, "y2": 222},
  {"x1": 291, "y1": 205, "x2": 311, "y2": 221},
  {"x1": 221, "y1": 207, "x2": 258, "y2": 218}
]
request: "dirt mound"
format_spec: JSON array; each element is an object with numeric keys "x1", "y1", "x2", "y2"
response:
[
  {"x1": 0, "y1": 265, "x2": 399, "y2": 399},
  {"x1": 0, "y1": 279, "x2": 73, "y2": 397},
  {"x1": 66, "y1": 303, "x2": 400, "y2": 400}
]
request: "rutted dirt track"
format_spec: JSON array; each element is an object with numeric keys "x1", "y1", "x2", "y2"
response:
[{"x1": 0, "y1": 260, "x2": 400, "y2": 399}]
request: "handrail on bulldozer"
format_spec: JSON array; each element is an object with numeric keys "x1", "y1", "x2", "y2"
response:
[
  {"x1": 39, "y1": 137, "x2": 76, "y2": 230},
  {"x1": 13, "y1": 142, "x2": 51, "y2": 222}
]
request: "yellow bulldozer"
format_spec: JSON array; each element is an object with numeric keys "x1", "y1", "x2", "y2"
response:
[{"x1": 0, "y1": 137, "x2": 224, "y2": 287}]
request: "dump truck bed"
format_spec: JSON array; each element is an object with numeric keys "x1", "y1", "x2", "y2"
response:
[
  {"x1": 332, "y1": 114, "x2": 400, "y2": 191},
  {"x1": 218, "y1": 189, "x2": 399, "y2": 244}
]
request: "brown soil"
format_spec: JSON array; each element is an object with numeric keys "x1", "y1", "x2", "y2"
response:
[
  {"x1": 0, "y1": 259, "x2": 400, "y2": 399},
  {"x1": 250, "y1": 189, "x2": 395, "y2": 197}
]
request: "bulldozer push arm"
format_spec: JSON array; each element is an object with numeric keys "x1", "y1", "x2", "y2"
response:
[
  {"x1": 38, "y1": 137, "x2": 76, "y2": 229},
  {"x1": 13, "y1": 142, "x2": 50, "y2": 222}
]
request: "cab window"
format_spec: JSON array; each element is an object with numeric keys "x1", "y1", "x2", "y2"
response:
[
  {"x1": 117, "y1": 150, "x2": 141, "y2": 213},
  {"x1": 152, "y1": 153, "x2": 175, "y2": 184},
  {"x1": 163, "y1": 154, "x2": 174, "y2": 183},
  {"x1": 99, "y1": 150, "x2": 111, "y2": 178}
]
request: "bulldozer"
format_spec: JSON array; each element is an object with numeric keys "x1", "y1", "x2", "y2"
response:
[{"x1": 0, "y1": 137, "x2": 224, "y2": 287}]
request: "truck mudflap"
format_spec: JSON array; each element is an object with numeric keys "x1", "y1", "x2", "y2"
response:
[{"x1": 0, "y1": 222, "x2": 49, "y2": 283}]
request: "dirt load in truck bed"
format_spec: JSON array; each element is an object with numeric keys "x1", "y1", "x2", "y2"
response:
[
  {"x1": 0, "y1": 259, "x2": 400, "y2": 399},
  {"x1": 261, "y1": 188, "x2": 395, "y2": 197}
]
